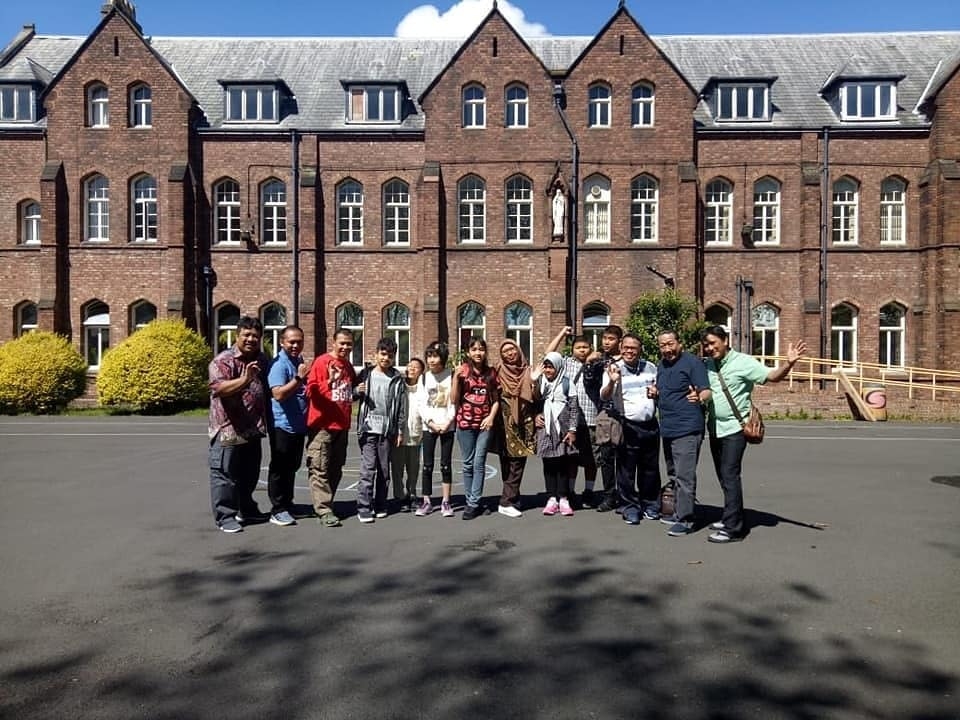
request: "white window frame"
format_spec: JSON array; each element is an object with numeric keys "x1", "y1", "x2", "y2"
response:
[
  {"x1": 630, "y1": 175, "x2": 658, "y2": 243},
  {"x1": 457, "y1": 301, "x2": 486, "y2": 351},
  {"x1": 631, "y1": 83, "x2": 655, "y2": 127},
  {"x1": 831, "y1": 304, "x2": 858, "y2": 366},
  {"x1": 131, "y1": 175, "x2": 158, "y2": 243},
  {"x1": 261, "y1": 179, "x2": 287, "y2": 245},
  {"x1": 752, "y1": 177, "x2": 780, "y2": 246},
  {"x1": 16, "y1": 302, "x2": 38, "y2": 336},
  {"x1": 458, "y1": 176, "x2": 486, "y2": 244},
  {"x1": 129, "y1": 84, "x2": 152, "y2": 128},
  {"x1": 879, "y1": 303, "x2": 906, "y2": 368},
  {"x1": 214, "y1": 179, "x2": 241, "y2": 245},
  {"x1": 584, "y1": 178, "x2": 611, "y2": 244},
  {"x1": 347, "y1": 85, "x2": 401, "y2": 123},
  {"x1": 505, "y1": 84, "x2": 528, "y2": 128},
  {"x1": 716, "y1": 83, "x2": 769, "y2": 121},
  {"x1": 705, "y1": 304, "x2": 731, "y2": 335},
  {"x1": 588, "y1": 84, "x2": 611, "y2": 128},
  {"x1": 215, "y1": 304, "x2": 240, "y2": 353},
  {"x1": 751, "y1": 303, "x2": 780, "y2": 367},
  {"x1": 880, "y1": 177, "x2": 906, "y2": 245},
  {"x1": 20, "y1": 201, "x2": 41, "y2": 245},
  {"x1": 505, "y1": 302, "x2": 533, "y2": 360},
  {"x1": 384, "y1": 303, "x2": 411, "y2": 366},
  {"x1": 505, "y1": 176, "x2": 532, "y2": 244},
  {"x1": 83, "y1": 302, "x2": 110, "y2": 369},
  {"x1": 85, "y1": 175, "x2": 110, "y2": 242},
  {"x1": 337, "y1": 180, "x2": 364, "y2": 246},
  {"x1": 225, "y1": 84, "x2": 278, "y2": 123},
  {"x1": 705, "y1": 179, "x2": 732, "y2": 245},
  {"x1": 840, "y1": 81, "x2": 896, "y2": 121},
  {"x1": 336, "y1": 303, "x2": 365, "y2": 368},
  {"x1": 582, "y1": 301, "x2": 610, "y2": 350},
  {"x1": 462, "y1": 85, "x2": 486, "y2": 129},
  {"x1": 130, "y1": 300, "x2": 157, "y2": 332},
  {"x1": 260, "y1": 302, "x2": 286, "y2": 358},
  {"x1": 0, "y1": 84, "x2": 35, "y2": 122},
  {"x1": 88, "y1": 84, "x2": 109, "y2": 127},
  {"x1": 832, "y1": 178, "x2": 859, "y2": 245},
  {"x1": 383, "y1": 179, "x2": 410, "y2": 246}
]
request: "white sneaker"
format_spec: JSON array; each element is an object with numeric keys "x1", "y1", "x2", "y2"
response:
[
  {"x1": 498, "y1": 504, "x2": 522, "y2": 518},
  {"x1": 710, "y1": 521, "x2": 725, "y2": 531}
]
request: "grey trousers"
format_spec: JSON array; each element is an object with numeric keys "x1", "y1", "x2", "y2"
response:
[
  {"x1": 663, "y1": 432, "x2": 704, "y2": 522},
  {"x1": 209, "y1": 433, "x2": 263, "y2": 524},
  {"x1": 358, "y1": 432, "x2": 392, "y2": 513}
]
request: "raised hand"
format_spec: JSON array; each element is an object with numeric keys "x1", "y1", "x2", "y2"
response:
[{"x1": 787, "y1": 340, "x2": 808, "y2": 364}]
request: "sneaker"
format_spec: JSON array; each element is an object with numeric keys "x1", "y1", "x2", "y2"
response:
[
  {"x1": 580, "y1": 489, "x2": 596, "y2": 509},
  {"x1": 710, "y1": 521, "x2": 726, "y2": 531},
  {"x1": 660, "y1": 514, "x2": 679, "y2": 526},
  {"x1": 440, "y1": 500, "x2": 455, "y2": 517},
  {"x1": 596, "y1": 499, "x2": 619, "y2": 513},
  {"x1": 269, "y1": 510, "x2": 296, "y2": 526},
  {"x1": 667, "y1": 521, "x2": 693, "y2": 537},
  {"x1": 317, "y1": 512, "x2": 342, "y2": 528},
  {"x1": 219, "y1": 517, "x2": 243, "y2": 533},
  {"x1": 498, "y1": 504, "x2": 522, "y2": 518},
  {"x1": 708, "y1": 530, "x2": 741, "y2": 544},
  {"x1": 415, "y1": 499, "x2": 433, "y2": 517},
  {"x1": 643, "y1": 508, "x2": 660, "y2": 521},
  {"x1": 375, "y1": 509, "x2": 388, "y2": 519},
  {"x1": 462, "y1": 504, "x2": 481, "y2": 520},
  {"x1": 559, "y1": 498, "x2": 574, "y2": 517},
  {"x1": 399, "y1": 498, "x2": 413, "y2": 513},
  {"x1": 542, "y1": 497, "x2": 560, "y2": 516},
  {"x1": 623, "y1": 507, "x2": 641, "y2": 525},
  {"x1": 358, "y1": 510, "x2": 375, "y2": 524},
  {"x1": 236, "y1": 508, "x2": 267, "y2": 524}
]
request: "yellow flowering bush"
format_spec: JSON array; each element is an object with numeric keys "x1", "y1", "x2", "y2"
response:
[
  {"x1": 0, "y1": 331, "x2": 87, "y2": 413},
  {"x1": 97, "y1": 319, "x2": 212, "y2": 413}
]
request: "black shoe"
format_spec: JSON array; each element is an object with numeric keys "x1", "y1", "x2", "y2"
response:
[
  {"x1": 596, "y1": 499, "x2": 619, "y2": 513},
  {"x1": 580, "y1": 490, "x2": 596, "y2": 509},
  {"x1": 399, "y1": 498, "x2": 413, "y2": 513},
  {"x1": 462, "y1": 505, "x2": 481, "y2": 520}
]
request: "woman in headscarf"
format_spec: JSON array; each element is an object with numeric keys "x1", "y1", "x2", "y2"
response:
[
  {"x1": 535, "y1": 351, "x2": 580, "y2": 516},
  {"x1": 494, "y1": 339, "x2": 539, "y2": 517}
]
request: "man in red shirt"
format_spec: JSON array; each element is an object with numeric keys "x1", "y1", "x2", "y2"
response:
[{"x1": 305, "y1": 328, "x2": 362, "y2": 526}]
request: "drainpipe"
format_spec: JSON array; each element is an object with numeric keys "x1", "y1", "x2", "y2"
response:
[
  {"x1": 820, "y1": 127, "x2": 830, "y2": 387},
  {"x1": 291, "y1": 129, "x2": 300, "y2": 326},
  {"x1": 553, "y1": 81, "x2": 580, "y2": 330}
]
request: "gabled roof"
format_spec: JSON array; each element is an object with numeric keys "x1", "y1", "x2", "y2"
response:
[{"x1": 916, "y1": 46, "x2": 960, "y2": 111}]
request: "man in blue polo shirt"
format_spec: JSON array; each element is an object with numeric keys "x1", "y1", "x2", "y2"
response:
[
  {"x1": 648, "y1": 330, "x2": 712, "y2": 536},
  {"x1": 266, "y1": 325, "x2": 312, "y2": 527}
]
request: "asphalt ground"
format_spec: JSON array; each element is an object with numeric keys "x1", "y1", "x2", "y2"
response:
[{"x1": 0, "y1": 417, "x2": 958, "y2": 720}]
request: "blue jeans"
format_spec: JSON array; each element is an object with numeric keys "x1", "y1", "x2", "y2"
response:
[
  {"x1": 709, "y1": 431, "x2": 748, "y2": 536},
  {"x1": 457, "y1": 428, "x2": 490, "y2": 508}
]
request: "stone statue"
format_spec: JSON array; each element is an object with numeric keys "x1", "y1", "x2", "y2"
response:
[{"x1": 552, "y1": 186, "x2": 565, "y2": 238}]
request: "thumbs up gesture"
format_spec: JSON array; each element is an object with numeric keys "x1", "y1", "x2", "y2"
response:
[{"x1": 686, "y1": 385, "x2": 700, "y2": 403}]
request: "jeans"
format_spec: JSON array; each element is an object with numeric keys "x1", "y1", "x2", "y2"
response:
[
  {"x1": 357, "y1": 432, "x2": 391, "y2": 514},
  {"x1": 306, "y1": 428, "x2": 349, "y2": 517},
  {"x1": 709, "y1": 431, "x2": 748, "y2": 536},
  {"x1": 616, "y1": 419, "x2": 661, "y2": 514},
  {"x1": 457, "y1": 427, "x2": 490, "y2": 508},
  {"x1": 663, "y1": 432, "x2": 704, "y2": 522},
  {"x1": 267, "y1": 428, "x2": 305, "y2": 514},
  {"x1": 421, "y1": 431, "x2": 454, "y2": 498},
  {"x1": 390, "y1": 444, "x2": 421, "y2": 500},
  {"x1": 209, "y1": 433, "x2": 263, "y2": 524}
]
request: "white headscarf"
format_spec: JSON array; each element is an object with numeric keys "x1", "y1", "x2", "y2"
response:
[{"x1": 540, "y1": 351, "x2": 568, "y2": 438}]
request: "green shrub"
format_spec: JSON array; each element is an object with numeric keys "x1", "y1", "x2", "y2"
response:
[
  {"x1": 0, "y1": 331, "x2": 87, "y2": 414},
  {"x1": 97, "y1": 319, "x2": 212, "y2": 413},
  {"x1": 625, "y1": 289, "x2": 710, "y2": 362}
]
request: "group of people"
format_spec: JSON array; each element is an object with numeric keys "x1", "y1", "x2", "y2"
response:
[{"x1": 207, "y1": 316, "x2": 806, "y2": 543}]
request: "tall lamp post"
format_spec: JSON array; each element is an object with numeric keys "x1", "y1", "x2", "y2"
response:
[{"x1": 200, "y1": 263, "x2": 218, "y2": 351}]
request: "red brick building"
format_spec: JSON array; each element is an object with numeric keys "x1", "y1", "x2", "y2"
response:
[{"x1": 1, "y1": 1, "x2": 958, "y2": 371}]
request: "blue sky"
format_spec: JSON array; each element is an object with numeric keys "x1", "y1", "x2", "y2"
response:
[{"x1": 2, "y1": 0, "x2": 958, "y2": 39}]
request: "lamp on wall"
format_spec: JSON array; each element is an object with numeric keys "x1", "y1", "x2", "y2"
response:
[{"x1": 645, "y1": 265, "x2": 675, "y2": 289}]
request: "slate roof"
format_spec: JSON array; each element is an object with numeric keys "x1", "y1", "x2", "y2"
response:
[{"x1": 1, "y1": 28, "x2": 958, "y2": 132}]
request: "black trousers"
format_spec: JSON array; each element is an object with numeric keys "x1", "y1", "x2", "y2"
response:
[{"x1": 267, "y1": 428, "x2": 305, "y2": 514}]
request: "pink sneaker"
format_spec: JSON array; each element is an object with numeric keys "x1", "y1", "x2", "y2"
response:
[
  {"x1": 415, "y1": 499, "x2": 433, "y2": 516},
  {"x1": 440, "y1": 500, "x2": 454, "y2": 517},
  {"x1": 543, "y1": 497, "x2": 560, "y2": 516},
  {"x1": 559, "y1": 497, "x2": 574, "y2": 516}
]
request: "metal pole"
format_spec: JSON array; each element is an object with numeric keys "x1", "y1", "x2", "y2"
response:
[
  {"x1": 291, "y1": 129, "x2": 300, "y2": 327},
  {"x1": 554, "y1": 83, "x2": 579, "y2": 330},
  {"x1": 820, "y1": 127, "x2": 830, "y2": 387}
]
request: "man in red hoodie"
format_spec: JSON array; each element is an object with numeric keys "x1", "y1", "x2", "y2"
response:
[{"x1": 305, "y1": 328, "x2": 363, "y2": 526}]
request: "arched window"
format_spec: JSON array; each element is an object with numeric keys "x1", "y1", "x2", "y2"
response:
[
  {"x1": 462, "y1": 84, "x2": 486, "y2": 128},
  {"x1": 705, "y1": 179, "x2": 732, "y2": 245},
  {"x1": 879, "y1": 303, "x2": 906, "y2": 367},
  {"x1": 505, "y1": 175, "x2": 532, "y2": 243},
  {"x1": 751, "y1": 303, "x2": 779, "y2": 366},
  {"x1": 831, "y1": 303, "x2": 858, "y2": 365},
  {"x1": 131, "y1": 175, "x2": 157, "y2": 242},
  {"x1": 130, "y1": 300, "x2": 157, "y2": 332},
  {"x1": 83, "y1": 300, "x2": 110, "y2": 368},
  {"x1": 215, "y1": 303, "x2": 240, "y2": 353},
  {"x1": 583, "y1": 176, "x2": 610, "y2": 243},
  {"x1": 260, "y1": 303, "x2": 286, "y2": 358},
  {"x1": 129, "y1": 84, "x2": 152, "y2": 127},
  {"x1": 337, "y1": 180, "x2": 364, "y2": 245},
  {"x1": 458, "y1": 176, "x2": 486, "y2": 244},
  {"x1": 505, "y1": 302, "x2": 533, "y2": 360},
  {"x1": 261, "y1": 179, "x2": 287, "y2": 245},
  {"x1": 384, "y1": 302, "x2": 411, "y2": 365},
  {"x1": 383, "y1": 179, "x2": 410, "y2": 246},
  {"x1": 588, "y1": 84, "x2": 611, "y2": 127},
  {"x1": 582, "y1": 301, "x2": 611, "y2": 349},
  {"x1": 832, "y1": 178, "x2": 859, "y2": 245},
  {"x1": 880, "y1": 177, "x2": 906, "y2": 245},
  {"x1": 505, "y1": 84, "x2": 528, "y2": 128},
  {"x1": 85, "y1": 175, "x2": 110, "y2": 242},
  {"x1": 457, "y1": 301, "x2": 486, "y2": 352},
  {"x1": 15, "y1": 301, "x2": 38, "y2": 336},
  {"x1": 630, "y1": 175, "x2": 658, "y2": 242},
  {"x1": 214, "y1": 179, "x2": 241, "y2": 244},
  {"x1": 87, "y1": 83, "x2": 109, "y2": 127},
  {"x1": 631, "y1": 83, "x2": 655, "y2": 127},
  {"x1": 705, "y1": 304, "x2": 731, "y2": 335},
  {"x1": 20, "y1": 200, "x2": 40, "y2": 245},
  {"x1": 336, "y1": 302, "x2": 364, "y2": 367},
  {"x1": 752, "y1": 177, "x2": 780, "y2": 245}
]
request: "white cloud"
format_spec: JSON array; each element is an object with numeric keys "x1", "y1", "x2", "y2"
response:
[{"x1": 395, "y1": 0, "x2": 550, "y2": 38}]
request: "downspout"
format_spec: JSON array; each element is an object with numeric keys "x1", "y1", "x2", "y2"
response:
[
  {"x1": 553, "y1": 82, "x2": 580, "y2": 330},
  {"x1": 820, "y1": 127, "x2": 830, "y2": 387},
  {"x1": 291, "y1": 129, "x2": 300, "y2": 326}
]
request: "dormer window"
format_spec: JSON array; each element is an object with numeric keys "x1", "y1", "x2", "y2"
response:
[
  {"x1": 716, "y1": 83, "x2": 769, "y2": 121},
  {"x1": 225, "y1": 84, "x2": 278, "y2": 122},
  {"x1": 840, "y1": 81, "x2": 896, "y2": 120},
  {"x1": 0, "y1": 85, "x2": 35, "y2": 122},
  {"x1": 347, "y1": 85, "x2": 401, "y2": 123}
]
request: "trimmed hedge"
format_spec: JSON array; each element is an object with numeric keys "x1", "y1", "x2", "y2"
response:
[
  {"x1": 97, "y1": 319, "x2": 212, "y2": 413},
  {"x1": 0, "y1": 331, "x2": 87, "y2": 414}
]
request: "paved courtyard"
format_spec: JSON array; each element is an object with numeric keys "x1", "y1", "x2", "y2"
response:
[{"x1": 0, "y1": 417, "x2": 958, "y2": 719}]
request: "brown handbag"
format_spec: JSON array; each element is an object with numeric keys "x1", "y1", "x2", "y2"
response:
[{"x1": 716, "y1": 366, "x2": 765, "y2": 444}]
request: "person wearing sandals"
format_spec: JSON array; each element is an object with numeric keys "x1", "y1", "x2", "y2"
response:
[
  {"x1": 418, "y1": 342, "x2": 456, "y2": 517},
  {"x1": 701, "y1": 326, "x2": 808, "y2": 543},
  {"x1": 494, "y1": 339, "x2": 539, "y2": 518},
  {"x1": 534, "y1": 352, "x2": 580, "y2": 516},
  {"x1": 391, "y1": 357, "x2": 425, "y2": 514}
]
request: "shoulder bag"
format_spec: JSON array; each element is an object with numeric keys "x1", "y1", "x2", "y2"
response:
[
  {"x1": 715, "y1": 366, "x2": 765, "y2": 444},
  {"x1": 594, "y1": 368, "x2": 624, "y2": 447}
]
